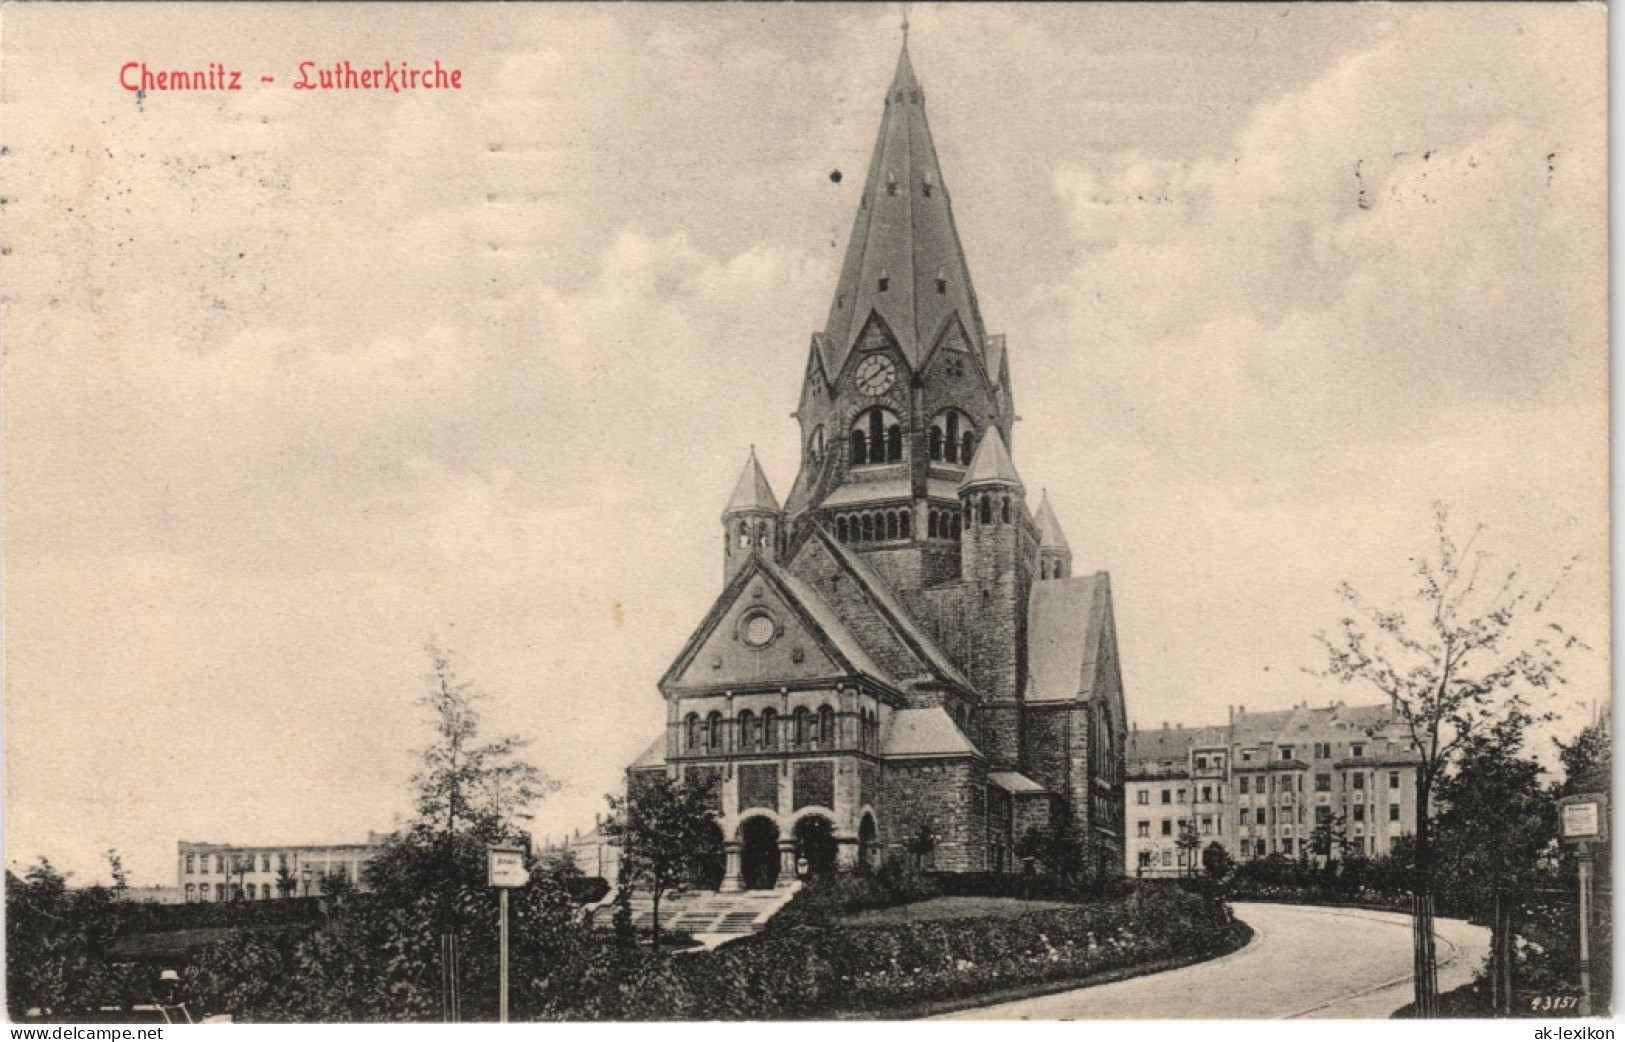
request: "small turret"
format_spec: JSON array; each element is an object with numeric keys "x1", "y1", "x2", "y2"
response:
[
  {"x1": 959, "y1": 427, "x2": 1024, "y2": 584},
  {"x1": 722, "y1": 448, "x2": 783, "y2": 583},
  {"x1": 1033, "y1": 491, "x2": 1072, "y2": 580}
]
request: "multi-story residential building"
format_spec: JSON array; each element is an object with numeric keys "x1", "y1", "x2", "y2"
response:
[
  {"x1": 1126, "y1": 702, "x2": 1421, "y2": 878},
  {"x1": 176, "y1": 833, "x2": 388, "y2": 902}
]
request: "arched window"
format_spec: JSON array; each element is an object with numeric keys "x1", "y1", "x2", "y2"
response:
[
  {"x1": 247, "y1": 883, "x2": 257, "y2": 900},
  {"x1": 932, "y1": 410, "x2": 975, "y2": 464},
  {"x1": 185, "y1": 883, "x2": 195, "y2": 902},
  {"x1": 707, "y1": 711, "x2": 724, "y2": 751},
  {"x1": 900, "y1": 511, "x2": 912, "y2": 539},
  {"x1": 738, "y1": 709, "x2": 755, "y2": 750},
  {"x1": 979, "y1": 496, "x2": 992, "y2": 525},
  {"x1": 794, "y1": 707, "x2": 811, "y2": 747},
  {"x1": 950, "y1": 514, "x2": 961, "y2": 541},
  {"x1": 762, "y1": 708, "x2": 779, "y2": 749},
  {"x1": 810, "y1": 426, "x2": 826, "y2": 461},
  {"x1": 885, "y1": 513, "x2": 899, "y2": 540},
  {"x1": 861, "y1": 514, "x2": 875, "y2": 542},
  {"x1": 836, "y1": 517, "x2": 849, "y2": 543},
  {"x1": 737, "y1": 521, "x2": 751, "y2": 549},
  {"x1": 819, "y1": 705, "x2": 836, "y2": 746},
  {"x1": 200, "y1": 883, "x2": 211, "y2": 901},
  {"x1": 961, "y1": 430, "x2": 975, "y2": 464},
  {"x1": 852, "y1": 408, "x2": 902, "y2": 465},
  {"x1": 928, "y1": 511, "x2": 939, "y2": 538},
  {"x1": 685, "y1": 713, "x2": 700, "y2": 750},
  {"x1": 1001, "y1": 497, "x2": 1011, "y2": 524}
]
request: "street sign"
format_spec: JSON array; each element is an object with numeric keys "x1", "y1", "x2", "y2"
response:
[
  {"x1": 1557, "y1": 793, "x2": 1608, "y2": 843},
  {"x1": 487, "y1": 848, "x2": 530, "y2": 888}
]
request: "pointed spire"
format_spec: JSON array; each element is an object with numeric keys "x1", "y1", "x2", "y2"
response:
[
  {"x1": 959, "y1": 426, "x2": 1022, "y2": 490},
  {"x1": 723, "y1": 447, "x2": 780, "y2": 515},
  {"x1": 820, "y1": 41, "x2": 986, "y2": 376},
  {"x1": 1033, "y1": 491, "x2": 1071, "y2": 552}
]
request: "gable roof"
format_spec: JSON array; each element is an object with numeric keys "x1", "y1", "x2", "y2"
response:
[
  {"x1": 658, "y1": 551, "x2": 898, "y2": 694},
  {"x1": 988, "y1": 770, "x2": 1048, "y2": 794},
  {"x1": 1026, "y1": 573, "x2": 1110, "y2": 703},
  {"x1": 882, "y1": 706, "x2": 980, "y2": 759},
  {"x1": 809, "y1": 525, "x2": 976, "y2": 694}
]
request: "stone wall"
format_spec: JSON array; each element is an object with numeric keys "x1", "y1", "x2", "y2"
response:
[{"x1": 880, "y1": 757, "x2": 987, "y2": 871}]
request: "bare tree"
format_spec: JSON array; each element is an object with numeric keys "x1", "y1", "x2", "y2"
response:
[{"x1": 1316, "y1": 503, "x2": 1582, "y2": 1016}]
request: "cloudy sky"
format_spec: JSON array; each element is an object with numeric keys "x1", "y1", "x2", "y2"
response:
[{"x1": 4, "y1": 4, "x2": 1607, "y2": 886}]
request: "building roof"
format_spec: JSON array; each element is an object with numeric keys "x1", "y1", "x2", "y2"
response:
[
  {"x1": 1231, "y1": 701, "x2": 1398, "y2": 748},
  {"x1": 1126, "y1": 725, "x2": 1231, "y2": 767},
  {"x1": 1025, "y1": 573, "x2": 1109, "y2": 702},
  {"x1": 960, "y1": 426, "x2": 1022, "y2": 490},
  {"x1": 1033, "y1": 492, "x2": 1070, "y2": 552},
  {"x1": 988, "y1": 770, "x2": 1048, "y2": 795},
  {"x1": 819, "y1": 476, "x2": 964, "y2": 509},
  {"x1": 815, "y1": 527, "x2": 975, "y2": 693},
  {"x1": 628, "y1": 734, "x2": 667, "y2": 770},
  {"x1": 818, "y1": 44, "x2": 988, "y2": 376},
  {"x1": 882, "y1": 706, "x2": 980, "y2": 758},
  {"x1": 723, "y1": 448, "x2": 779, "y2": 515},
  {"x1": 773, "y1": 564, "x2": 893, "y2": 683}
]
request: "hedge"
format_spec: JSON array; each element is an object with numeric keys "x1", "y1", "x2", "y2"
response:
[{"x1": 529, "y1": 884, "x2": 1232, "y2": 1020}]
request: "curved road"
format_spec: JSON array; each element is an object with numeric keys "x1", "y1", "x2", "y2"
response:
[{"x1": 944, "y1": 902, "x2": 1489, "y2": 1020}]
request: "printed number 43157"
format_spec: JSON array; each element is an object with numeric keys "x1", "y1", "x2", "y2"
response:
[{"x1": 1530, "y1": 995, "x2": 1579, "y2": 1012}]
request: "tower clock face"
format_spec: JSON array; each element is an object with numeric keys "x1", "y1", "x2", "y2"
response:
[{"x1": 855, "y1": 355, "x2": 897, "y2": 396}]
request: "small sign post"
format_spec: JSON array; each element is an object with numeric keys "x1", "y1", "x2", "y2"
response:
[
  {"x1": 1557, "y1": 793, "x2": 1607, "y2": 1017},
  {"x1": 487, "y1": 847, "x2": 529, "y2": 1023}
]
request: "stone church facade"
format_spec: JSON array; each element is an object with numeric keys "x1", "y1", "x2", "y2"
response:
[{"x1": 627, "y1": 44, "x2": 1127, "y2": 890}]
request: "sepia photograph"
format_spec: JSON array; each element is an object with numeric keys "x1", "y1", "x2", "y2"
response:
[{"x1": 1, "y1": 1, "x2": 1611, "y2": 1025}]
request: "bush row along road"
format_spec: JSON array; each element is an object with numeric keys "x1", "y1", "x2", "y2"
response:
[{"x1": 943, "y1": 902, "x2": 1490, "y2": 1020}]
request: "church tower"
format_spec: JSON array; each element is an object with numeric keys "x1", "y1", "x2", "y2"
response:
[
  {"x1": 789, "y1": 43, "x2": 1014, "y2": 597},
  {"x1": 721, "y1": 448, "x2": 782, "y2": 584}
]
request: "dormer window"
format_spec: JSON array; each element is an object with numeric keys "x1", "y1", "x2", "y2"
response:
[
  {"x1": 923, "y1": 171, "x2": 935, "y2": 198},
  {"x1": 886, "y1": 171, "x2": 898, "y2": 197},
  {"x1": 935, "y1": 266, "x2": 947, "y2": 295},
  {"x1": 877, "y1": 268, "x2": 890, "y2": 293}
]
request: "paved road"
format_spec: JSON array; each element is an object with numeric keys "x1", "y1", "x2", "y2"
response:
[{"x1": 944, "y1": 902, "x2": 1489, "y2": 1020}]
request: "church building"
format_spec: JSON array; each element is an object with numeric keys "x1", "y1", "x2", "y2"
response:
[{"x1": 627, "y1": 42, "x2": 1128, "y2": 890}]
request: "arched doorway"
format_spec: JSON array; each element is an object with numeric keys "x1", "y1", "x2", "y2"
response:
[
  {"x1": 689, "y1": 820, "x2": 725, "y2": 890},
  {"x1": 739, "y1": 817, "x2": 780, "y2": 890},
  {"x1": 794, "y1": 814, "x2": 838, "y2": 877},
  {"x1": 858, "y1": 814, "x2": 878, "y2": 872}
]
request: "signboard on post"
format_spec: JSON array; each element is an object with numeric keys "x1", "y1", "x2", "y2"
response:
[
  {"x1": 487, "y1": 846, "x2": 528, "y2": 1024},
  {"x1": 1558, "y1": 793, "x2": 1608, "y2": 843},
  {"x1": 487, "y1": 847, "x2": 530, "y2": 888}
]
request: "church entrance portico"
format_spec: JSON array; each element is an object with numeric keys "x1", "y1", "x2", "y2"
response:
[{"x1": 739, "y1": 816, "x2": 781, "y2": 890}]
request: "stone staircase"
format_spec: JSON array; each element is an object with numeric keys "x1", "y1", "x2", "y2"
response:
[{"x1": 588, "y1": 884, "x2": 801, "y2": 948}]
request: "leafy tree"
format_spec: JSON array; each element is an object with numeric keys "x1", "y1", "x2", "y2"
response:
[
  {"x1": 1316, "y1": 504, "x2": 1581, "y2": 1016},
  {"x1": 1202, "y1": 842, "x2": 1234, "y2": 882},
  {"x1": 5, "y1": 859, "x2": 146, "y2": 1017},
  {"x1": 1176, "y1": 820, "x2": 1202, "y2": 878},
  {"x1": 1432, "y1": 709, "x2": 1553, "y2": 1013},
  {"x1": 275, "y1": 864, "x2": 299, "y2": 899},
  {"x1": 1556, "y1": 717, "x2": 1611, "y2": 799},
  {"x1": 903, "y1": 820, "x2": 939, "y2": 874},
  {"x1": 1310, "y1": 812, "x2": 1349, "y2": 865},
  {"x1": 105, "y1": 849, "x2": 129, "y2": 898},
  {"x1": 604, "y1": 773, "x2": 721, "y2": 952}
]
